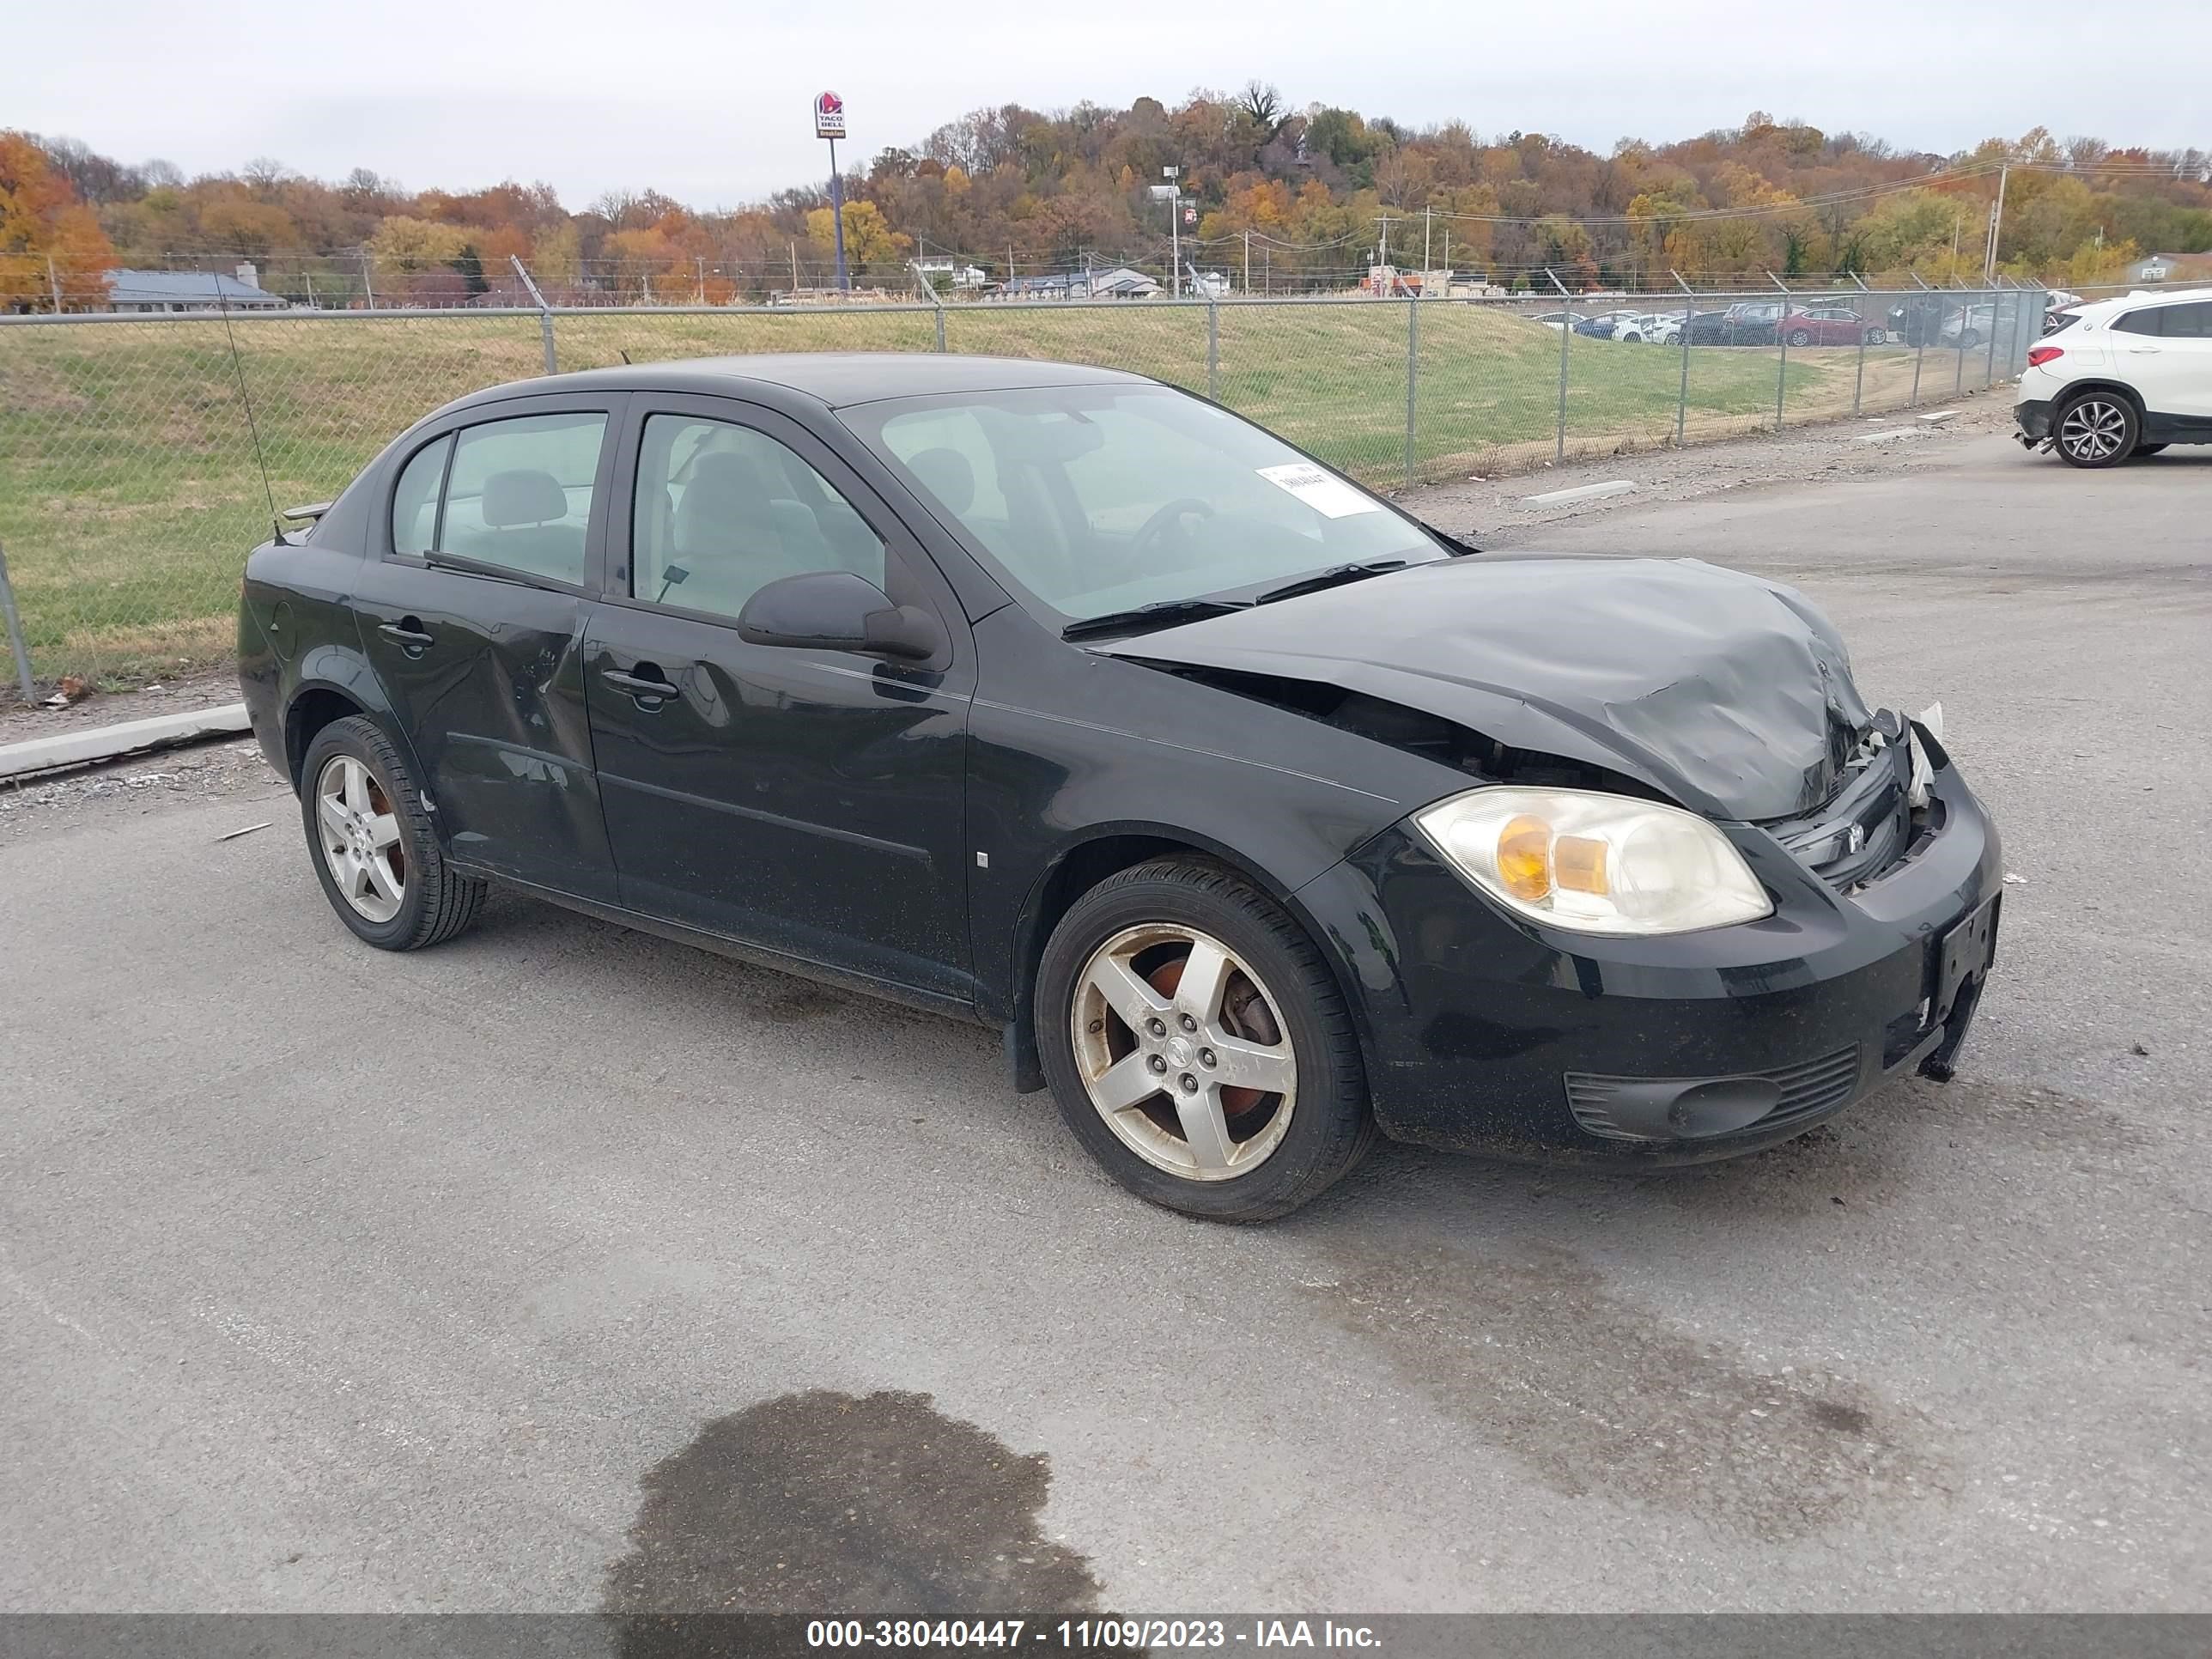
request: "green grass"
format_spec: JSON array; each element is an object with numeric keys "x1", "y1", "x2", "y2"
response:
[{"x1": 0, "y1": 304, "x2": 1923, "y2": 687}]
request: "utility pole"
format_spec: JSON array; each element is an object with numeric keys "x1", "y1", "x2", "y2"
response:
[
  {"x1": 1376, "y1": 214, "x2": 1397, "y2": 270},
  {"x1": 696, "y1": 256, "x2": 705, "y2": 303},
  {"x1": 1166, "y1": 167, "x2": 1182, "y2": 298},
  {"x1": 790, "y1": 240, "x2": 799, "y2": 293},
  {"x1": 1443, "y1": 228, "x2": 1451, "y2": 286},
  {"x1": 46, "y1": 257, "x2": 62, "y2": 312},
  {"x1": 1243, "y1": 229, "x2": 1251, "y2": 294},
  {"x1": 360, "y1": 249, "x2": 375, "y2": 310},
  {"x1": 1984, "y1": 163, "x2": 2009, "y2": 284},
  {"x1": 1423, "y1": 206, "x2": 1433, "y2": 273}
]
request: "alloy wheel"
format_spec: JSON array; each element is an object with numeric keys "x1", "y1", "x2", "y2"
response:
[
  {"x1": 1071, "y1": 922, "x2": 1297, "y2": 1182},
  {"x1": 2058, "y1": 399, "x2": 2130, "y2": 464},
  {"x1": 314, "y1": 754, "x2": 406, "y2": 923}
]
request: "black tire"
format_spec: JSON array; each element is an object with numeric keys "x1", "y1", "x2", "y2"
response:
[
  {"x1": 2134, "y1": 441, "x2": 2169, "y2": 458},
  {"x1": 2052, "y1": 392, "x2": 2139, "y2": 469},
  {"x1": 1865, "y1": 328, "x2": 1888, "y2": 345},
  {"x1": 1956, "y1": 329, "x2": 1980, "y2": 349},
  {"x1": 299, "y1": 714, "x2": 486, "y2": 951},
  {"x1": 1787, "y1": 329, "x2": 1814, "y2": 348},
  {"x1": 1036, "y1": 856, "x2": 1375, "y2": 1222}
]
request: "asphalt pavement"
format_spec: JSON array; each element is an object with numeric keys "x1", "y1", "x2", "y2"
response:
[{"x1": 3, "y1": 425, "x2": 2206, "y2": 1615}]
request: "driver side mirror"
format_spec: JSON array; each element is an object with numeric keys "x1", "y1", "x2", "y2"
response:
[{"x1": 736, "y1": 569, "x2": 947, "y2": 664}]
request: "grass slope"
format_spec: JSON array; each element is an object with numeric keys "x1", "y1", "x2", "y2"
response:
[{"x1": 0, "y1": 304, "x2": 1951, "y2": 683}]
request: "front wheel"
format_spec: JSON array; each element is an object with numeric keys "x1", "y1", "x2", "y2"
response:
[
  {"x1": 1955, "y1": 329, "x2": 1981, "y2": 349},
  {"x1": 1036, "y1": 858, "x2": 1374, "y2": 1222},
  {"x1": 2052, "y1": 392, "x2": 2138, "y2": 469},
  {"x1": 1787, "y1": 329, "x2": 1814, "y2": 347},
  {"x1": 1864, "y1": 328, "x2": 1888, "y2": 345},
  {"x1": 300, "y1": 715, "x2": 486, "y2": 950}
]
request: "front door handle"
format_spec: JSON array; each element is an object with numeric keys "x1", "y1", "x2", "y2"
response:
[
  {"x1": 602, "y1": 667, "x2": 681, "y2": 704},
  {"x1": 379, "y1": 618, "x2": 433, "y2": 653}
]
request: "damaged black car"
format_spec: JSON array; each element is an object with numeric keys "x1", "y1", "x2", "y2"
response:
[{"x1": 238, "y1": 356, "x2": 2002, "y2": 1221}]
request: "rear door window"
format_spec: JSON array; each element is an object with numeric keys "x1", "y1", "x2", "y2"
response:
[
  {"x1": 391, "y1": 435, "x2": 451, "y2": 556},
  {"x1": 429, "y1": 412, "x2": 609, "y2": 586},
  {"x1": 2157, "y1": 301, "x2": 2212, "y2": 339}
]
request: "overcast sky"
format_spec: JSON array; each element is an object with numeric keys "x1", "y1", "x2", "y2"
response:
[{"x1": 18, "y1": 0, "x2": 2208, "y2": 213}]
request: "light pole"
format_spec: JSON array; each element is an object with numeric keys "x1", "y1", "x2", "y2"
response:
[{"x1": 1151, "y1": 167, "x2": 1184, "y2": 297}]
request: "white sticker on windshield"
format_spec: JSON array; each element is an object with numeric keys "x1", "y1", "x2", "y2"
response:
[{"x1": 1256, "y1": 463, "x2": 1382, "y2": 519}]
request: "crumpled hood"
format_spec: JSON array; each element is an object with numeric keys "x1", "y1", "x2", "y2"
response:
[{"x1": 1098, "y1": 555, "x2": 1875, "y2": 822}]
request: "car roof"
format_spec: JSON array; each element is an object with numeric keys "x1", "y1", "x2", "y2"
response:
[
  {"x1": 444, "y1": 352, "x2": 1152, "y2": 417},
  {"x1": 2072, "y1": 284, "x2": 2212, "y2": 317}
]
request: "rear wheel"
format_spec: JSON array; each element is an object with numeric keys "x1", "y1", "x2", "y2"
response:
[
  {"x1": 1036, "y1": 858, "x2": 1373, "y2": 1222},
  {"x1": 300, "y1": 715, "x2": 486, "y2": 951},
  {"x1": 1865, "y1": 328, "x2": 1888, "y2": 345},
  {"x1": 2052, "y1": 392, "x2": 2138, "y2": 469},
  {"x1": 1787, "y1": 328, "x2": 1814, "y2": 347}
]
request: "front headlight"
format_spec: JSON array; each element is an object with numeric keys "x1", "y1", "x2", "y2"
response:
[{"x1": 1413, "y1": 787, "x2": 1772, "y2": 936}]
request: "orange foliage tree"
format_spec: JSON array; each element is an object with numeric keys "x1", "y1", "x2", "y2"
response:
[{"x1": 1, "y1": 131, "x2": 117, "y2": 309}]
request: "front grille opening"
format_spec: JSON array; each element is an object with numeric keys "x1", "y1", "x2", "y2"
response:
[{"x1": 1765, "y1": 726, "x2": 1918, "y2": 891}]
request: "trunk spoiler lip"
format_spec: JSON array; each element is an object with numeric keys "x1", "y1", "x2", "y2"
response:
[{"x1": 279, "y1": 500, "x2": 334, "y2": 523}]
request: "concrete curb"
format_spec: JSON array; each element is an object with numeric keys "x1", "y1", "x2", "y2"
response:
[
  {"x1": 0, "y1": 702, "x2": 252, "y2": 782},
  {"x1": 1524, "y1": 479, "x2": 1638, "y2": 507}
]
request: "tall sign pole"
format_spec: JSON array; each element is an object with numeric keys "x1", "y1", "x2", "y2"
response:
[{"x1": 815, "y1": 91, "x2": 849, "y2": 292}]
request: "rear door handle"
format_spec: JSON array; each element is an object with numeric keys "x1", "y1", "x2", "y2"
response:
[
  {"x1": 379, "y1": 618, "x2": 433, "y2": 652},
  {"x1": 602, "y1": 667, "x2": 681, "y2": 703}
]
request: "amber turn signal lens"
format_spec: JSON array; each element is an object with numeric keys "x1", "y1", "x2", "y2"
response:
[
  {"x1": 1554, "y1": 834, "x2": 1608, "y2": 894},
  {"x1": 1496, "y1": 814, "x2": 1553, "y2": 901}
]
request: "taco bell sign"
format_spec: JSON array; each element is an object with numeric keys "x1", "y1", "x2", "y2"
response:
[{"x1": 814, "y1": 91, "x2": 846, "y2": 141}]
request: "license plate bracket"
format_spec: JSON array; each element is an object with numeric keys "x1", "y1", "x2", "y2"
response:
[{"x1": 1932, "y1": 893, "x2": 2000, "y2": 1028}]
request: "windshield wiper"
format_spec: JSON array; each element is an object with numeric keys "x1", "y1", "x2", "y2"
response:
[
  {"x1": 1060, "y1": 598, "x2": 1250, "y2": 641},
  {"x1": 1251, "y1": 560, "x2": 1409, "y2": 605}
]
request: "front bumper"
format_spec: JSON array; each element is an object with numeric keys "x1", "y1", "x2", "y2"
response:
[
  {"x1": 2016, "y1": 398, "x2": 2057, "y2": 444},
  {"x1": 1301, "y1": 757, "x2": 2002, "y2": 1164}
]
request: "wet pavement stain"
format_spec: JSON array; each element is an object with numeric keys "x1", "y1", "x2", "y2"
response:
[
  {"x1": 1305, "y1": 1242, "x2": 1948, "y2": 1541},
  {"x1": 602, "y1": 1389, "x2": 1107, "y2": 1627}
]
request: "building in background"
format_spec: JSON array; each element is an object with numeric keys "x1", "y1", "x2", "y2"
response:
[
  {"x1": 103, "y1": 264, "x2": 287, "y2": 313},
  {"x1": 2124, "y1": 252, "x2": 2212, "y2": 285}
]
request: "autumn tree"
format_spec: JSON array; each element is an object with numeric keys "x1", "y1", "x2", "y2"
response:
[{"x1": 1, "y1": 131, "x2": 116, "y2": 309}]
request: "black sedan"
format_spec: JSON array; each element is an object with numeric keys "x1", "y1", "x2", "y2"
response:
[{"x1": 239, "y1": 355, "x2": 2001, "y2": 1221}]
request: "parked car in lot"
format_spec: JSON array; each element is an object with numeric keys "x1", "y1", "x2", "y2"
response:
[
  {"x1": 2017, "y1": 287, "x2": 2212, "y2": 466},
  {"x1": 1572, "y1": 308, "x2": 1645, "y2": 339},
  {"x1": 1683, "y1": 301, "x2": 1788, "y2": 345},
  {"x1": 1613, "y1": 311, "x2": 1686, "y2": 344},
  {"x1": 1780, "y1": 305, "x2": 1887, "y2": 347},
  {"x1": 240, "y1": 354, "x2": 2002, "y2": 1220}
]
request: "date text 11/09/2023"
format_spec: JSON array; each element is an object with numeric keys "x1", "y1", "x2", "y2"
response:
[{"x1": 805, "y1": 1618, "x2": 1384, "y2": 1650}]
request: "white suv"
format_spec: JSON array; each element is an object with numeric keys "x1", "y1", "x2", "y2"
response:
[{"x1": 2016, "y1": 287, "x2": 2212, "y2": 467}]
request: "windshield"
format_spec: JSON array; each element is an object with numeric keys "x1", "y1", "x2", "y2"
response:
[{"x1": 842, "y1": 384, "x2": 1447, "y2": 623}]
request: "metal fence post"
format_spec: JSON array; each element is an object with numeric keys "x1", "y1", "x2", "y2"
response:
[
  {"x1": 1911, "y1": 297, "x2": 1927, "y2": 408},
  {"x1": 1985, "y1": 288, "x2": 2002, "y2": 386},
  {"x1": 1769, "y1": 271, "x2": 1791, "y2": 432},
  {"x1": 1403, "y1": 294, "x2": 1419, "y2": 489},
  {"x1": 1954, "y1": 291, "x2": 1967, "y2": 396},
  {"x1": 510, "y1": 257, "x2": 556, "y2": 374},
  {"x1": 1207, "y1": 299, "x2": 1220, "y2": 403},
  {"x1": 1547, "y1": 269, "x2": 1571, "y2": 465},
  {"x1": 934, "y1": 307, "x2": 947, "y2": 353},
  {"x1": 1853, "y1": 313, "x2": 1868, "y2": 416},
  {"x1": 1672, "y1": 270, "x2": 1692, "y2": 446},
  {"x1": 0, "y1": 541, "x2": 36, "y2": 704}
]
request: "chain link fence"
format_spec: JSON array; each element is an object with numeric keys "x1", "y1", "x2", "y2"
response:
[{"x1": 0, "y1": 284, "x2": 2043, "y2": 697}]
